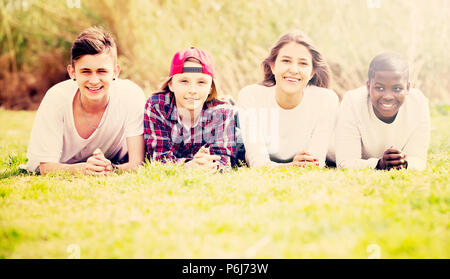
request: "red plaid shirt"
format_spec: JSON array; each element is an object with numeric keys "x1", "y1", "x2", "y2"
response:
[{"x1": 144, "y1": 91, "x2": 237, "y2": 166}]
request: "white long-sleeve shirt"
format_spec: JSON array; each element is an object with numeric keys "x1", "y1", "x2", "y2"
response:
[
  {"x1": 237, "y1": 84, "x2": 339, "y2": 167},
  {"x1": 335, "y1": 86, "x2": 431, "y2": 170}
]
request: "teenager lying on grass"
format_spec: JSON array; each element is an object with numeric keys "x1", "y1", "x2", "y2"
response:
[
  {"x1": 334, "y1": 53, "x2": 431, "y2": 170},
  {"x1": 237, "y1": 30, "x2": 339, "y2": 168},
  {"x1": 144, "y1": 47, "x2": 240, "y2": 172},
  {"x1": 25, "y1": 27, "x2": 146, "y2": 175}
]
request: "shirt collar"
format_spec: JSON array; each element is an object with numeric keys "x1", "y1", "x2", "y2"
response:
[{"x1": 167, "y1": 93, "x2": 179, "y2": 121}]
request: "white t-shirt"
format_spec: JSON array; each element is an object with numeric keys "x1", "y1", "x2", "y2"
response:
[
  {"x1": 335, "y1": 86, "x2": 430, "y2": 170},
  {"x1": 26, "y1": 79, "x2": 146, "y2": 173},
  {"x1": 237, "y1": 84, "x2": 339, "y2": 167}
]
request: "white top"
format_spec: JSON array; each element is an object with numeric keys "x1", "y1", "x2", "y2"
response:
[
  {"x1": 335, "y1": 86, "x2": 430, "y2": 170},
  {"x1": 26, "y1": 79, "x2": 146, "y2": 172},
  {"x1": 237, "y1": 84, "x2": 339, "y2": 167}
]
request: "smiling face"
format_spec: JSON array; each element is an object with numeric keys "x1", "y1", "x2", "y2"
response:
[
  {"x1": 270, "y1": 42, "x2": 314, "y2": 95},
  {"x1": 68, "y1": 51, "x2": 120, "y2": 103},
  {"x1": 367, "y1": 70, "x2": 410, "y2": 123},
  {"x1": 169, "y1": 60, "x2": 213, "y2": 116}
]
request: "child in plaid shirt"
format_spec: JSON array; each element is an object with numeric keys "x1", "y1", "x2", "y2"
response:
[{"x1": 144, "y1": 47, "x2": 238, "y2": 170}]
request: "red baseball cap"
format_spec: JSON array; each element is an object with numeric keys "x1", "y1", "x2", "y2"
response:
[{"x1": 169, "y1": 47, "x2": 215, "y2": 78}]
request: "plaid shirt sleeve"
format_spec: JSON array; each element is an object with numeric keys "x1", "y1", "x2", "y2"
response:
[
  {"x1": 144, "y1": 96, "x2": 183, "y2": 164},
  {"x1": 207, "y1": 105, "x2": 237, "y2": 167}
]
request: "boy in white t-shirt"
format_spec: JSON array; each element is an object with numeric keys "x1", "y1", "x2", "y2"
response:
[
  {"x1": 25, "y1": 27, "x2": 146, "y2": 175},
  {"x1": 335, "y1": 53, "x2": 431, "y2": 170}
]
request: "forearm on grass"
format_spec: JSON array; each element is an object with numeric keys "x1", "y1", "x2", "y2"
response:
[{"x1": 39, "y1": 162, "x2": 86, "y2": 175}]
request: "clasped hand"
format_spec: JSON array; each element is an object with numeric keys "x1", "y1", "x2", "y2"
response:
[
  {"x1": 184, "y1": 146, "x2": 226, "y2": 171},
  {"x1": 376, "y1": 147, "x2": 408, "y2": 170},
  {"x1": 84, "y1": 148, "x2": 113, "y2": 175},
  {"x1": 292, "y1": 150, "x2": 319, "y2": 167}
]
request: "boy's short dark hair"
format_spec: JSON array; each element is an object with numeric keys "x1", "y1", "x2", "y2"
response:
[
  {"x1": 368, "y1": 53, "x2": 409, "y2": 81},
  {"x1": 71, "y1": 26, "x2": 117, "y2": 65}
]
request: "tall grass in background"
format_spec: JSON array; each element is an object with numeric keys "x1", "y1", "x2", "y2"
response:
[{"x1": 1, "y1": 0, "x2": 449, "y2": 107}]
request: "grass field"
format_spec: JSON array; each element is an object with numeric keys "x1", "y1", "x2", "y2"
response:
[{"x1": 0, "y1": 107, "x2": 448, "y2": 259}]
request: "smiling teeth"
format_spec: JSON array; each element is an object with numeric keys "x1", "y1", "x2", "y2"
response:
[
  {"x1": 285, "y1": 77, "x2": 299, "y2": 82},
  {"x1": 381, "y1": 103, "x2": 394, "y2": 108}
]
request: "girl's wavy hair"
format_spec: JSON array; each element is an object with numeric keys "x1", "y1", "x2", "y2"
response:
[{"x1": 261, "y1": 30, "x2": 330, "y2": 88}]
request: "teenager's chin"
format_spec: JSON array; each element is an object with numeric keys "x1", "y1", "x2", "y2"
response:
[
  {"x1": 187, "y1": 106, "x2": 203, "y2": 113},
  {"x1": 280, "y1": 82, "x2": 304, "y2": 92},
  {"x1": 179, "y1": 105, "x2": 201, "y2": 114},
  {"x1": 377, "y1": 106, "x2": 399, "y2": 117},
  {"x1": 85, "y1": 85, "x2": 103, "y2": 92},
  {"x1": 184, "y1": 102, "x2": 203, "y2": 109},
  {"x1": 282, "y1": 87, "x2": 302, "y2": 95},
  {"x1": 376, "y1": 110, "x2": 399, "y2": 122},
  {"x1": 81, "y1": 87, "x2": 108, "y2": 99},
  {"x1": 382, "y1": 112, "x2": 398, "y2": 120}
]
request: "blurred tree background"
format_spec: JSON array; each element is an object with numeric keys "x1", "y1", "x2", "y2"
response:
[{"x1": 0, "y1": 0, "x2": 449, "y2": 109}]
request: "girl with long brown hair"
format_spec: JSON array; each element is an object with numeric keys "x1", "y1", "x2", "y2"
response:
[{"x1": 237, "y1": 30, "x2": 339, "y2": 168}]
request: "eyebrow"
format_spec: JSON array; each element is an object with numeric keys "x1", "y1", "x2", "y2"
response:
[
  {"x1": 374, "y1": 82, "x2": 404, "y2": 87},
  {"x1": 177, "y1": 74, "x2": 208, "y2": 80},
  {"x1": 79, "y1": 68, "x2": 108, "y2": 71},
  {"x1": 280, "y1": 55, "x2": 309, "y2": 61}
]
